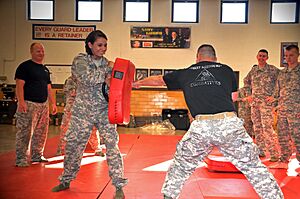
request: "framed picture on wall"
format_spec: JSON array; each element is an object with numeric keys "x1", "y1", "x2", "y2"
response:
[
  {"x1": 135, "y1": 68, "x2": 148, "y2": 81},
  {"x1": 163, "y1": 69, "x2": 176, "y2": 75},
  {"x1": 130, "y1": 26, "x2": 191, "y2": 48},
  {"x1": 150, "y1": 69, "x2": 163, "y2": 76},
  {"x1": 280, "y1": 42, "x2": 298, "y2": 67},
  {"x1": 45, "y1": 64, "x2": 72, "y2": 84}
]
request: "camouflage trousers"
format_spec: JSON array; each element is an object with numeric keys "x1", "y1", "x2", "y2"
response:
[
  {"x1": 58, "y1": 109, "x2": 128, "y2": 188},
  {"x1": 251, "y1": 102, "x2": 279, "y2": 157},
  {"x1": 277, "y1": 108, "x2": 300, "y2": 162},
  {"x1": 56, "y1": 108, "x2": 103, "y2": 154},
  {"x1": 15, "y1": 100, "x2": 49, "y2": 164},
  {"x1": 161, "y1": 113, "x2": 283, "y2": 199}
]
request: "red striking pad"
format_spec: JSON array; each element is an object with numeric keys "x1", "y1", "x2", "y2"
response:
[
  {"x1": 108, "y1": 58, "x2": 135, "y2": 124},
  {"x1": 205, "y1": 155, "x2": 240, "y2": 173},
  {"x1": 204, "y1": 147, "x2": 240, "y2": 173}
]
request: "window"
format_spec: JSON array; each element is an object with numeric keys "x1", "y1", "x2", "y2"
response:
[
  {"x1": 221, "y1": 0, "x2": 248, "y2": 23},
  {"x1": 172, "y1": 0, "x2": 199, "y2": 23},
  {"x1": 271, "y1": 0, "x2": 299, "y2": 23},
  {"x1": 76, "y1": 0, "x2": 102, "y2": 21},
  {"x1": 124, "y1": 0, "x2": 151, "y2": 22},
  {"x1": 28, "y1": 0, "x2": 54, "y2": 20}
]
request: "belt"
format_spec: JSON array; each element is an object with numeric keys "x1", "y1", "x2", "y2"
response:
[{"x1": 195, "y1": 112, "x2": 236, "y2": 120}]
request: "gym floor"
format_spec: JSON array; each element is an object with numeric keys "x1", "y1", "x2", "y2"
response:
[{"x1": 0, "y1": 124, "x2": 299, "y2": 198}]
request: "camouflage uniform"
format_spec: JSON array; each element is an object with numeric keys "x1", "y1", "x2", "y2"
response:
[
  {"x1": 237, "y1": 87, "x2": 254, "y2": 136},
  {"x1": 273, "y1": 64, "x2": 300, "y2": 163},
  {"x1": 56, "y1": 76, "x2": 103, "y2": 154},
  {"x1": 162, "y1": 115, "x2": 283, "y2": 199},
  {"x1": 15, "y1": 100, "x2": 49, "y2": 164},
  {"x1": 244, "y1": 64, "x2": 280, "y2": 158},
  {"x1": 58, "y1": 53, "x2": 127, "y2": 188}
]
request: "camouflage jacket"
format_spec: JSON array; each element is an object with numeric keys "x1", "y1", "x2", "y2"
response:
[
  {"x1": 273, "y1": 64, "x2": 300, "y2": 110},
  {"x1": 71, "y1": 53, "x2": 112, "y2": 115},
  {"x1": 63, "y1": 76, "x2": 77, "y2": 102},
  {"x1": 244, "y1": 64, "x2": 279, "y2": 101},
  {"x1": 237, "y1": 87, "x2": 251, "y2": 114}
]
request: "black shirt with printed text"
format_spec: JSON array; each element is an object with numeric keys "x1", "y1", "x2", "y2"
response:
[
  {"x1": 163, "y1": 61, "x2": 238, "y2": 117},
  {"x1": 15, "y1": 59, "x2": 51, "y2": 103}
]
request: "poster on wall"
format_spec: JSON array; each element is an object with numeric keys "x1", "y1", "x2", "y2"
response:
[
  {"x1": 150, "y1": 69, "x2": 163, "y2": 76},
  {"x1": 130, "y1": 26, "x2": 191, "y2": 48},
  {"x1": 135, "y1": 68, "x2": 149, "y2": 81},
  {"x1": 163, "y1": 69, "x2": 176, "y2": 75},
  {"x1": 32, "y1": 24, "x2": 96, "y2": 41},
  {"x1": 280, "y1": 42, "x2": 298, "y2": 67}
]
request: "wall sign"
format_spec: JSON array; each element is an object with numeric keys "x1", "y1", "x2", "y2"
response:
[
  {"x1": 131, "y1": 27, "x2": 191, "y2": 48},
  {"x1": 32, "y1": 24, "x2": 96, "y2": 41}
]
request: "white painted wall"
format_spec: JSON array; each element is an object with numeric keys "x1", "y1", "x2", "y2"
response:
[{"x1": 0, "y1": 0, "x2": 299, "y2": 85}]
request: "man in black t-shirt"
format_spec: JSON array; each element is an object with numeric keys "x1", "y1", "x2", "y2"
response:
[
  {"x1": 133, "y1": 44, "x2": 283, "y2": 199},
  {"x1": 14, "y1": 42, "x2": 57, "y2": 167}
]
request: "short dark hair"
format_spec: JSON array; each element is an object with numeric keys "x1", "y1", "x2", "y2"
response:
[
  {"x1": 85, "y1": 30, "x2": 108, "y2": 55},
  {"x1": 258, "y1": 49, "x2": 268, "y2": 55},
  {"x1": 197, "y1": 44, "x2": 216, "y2": 58},
  {"x1": 286, "y1": 44, "x2": 299, "y2": 53}
]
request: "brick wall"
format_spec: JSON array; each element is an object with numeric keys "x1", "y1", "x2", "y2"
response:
[
  {"x1": 52, "y1": 88, "x2": 189, "y2": 117},
  {"x1": 130, "y1": 90, "x2": 188, "y2": 117}
]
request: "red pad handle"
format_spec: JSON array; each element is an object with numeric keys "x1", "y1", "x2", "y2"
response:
[{"x1": 108, "y1": 58, "x2": 135, "y2": 124}]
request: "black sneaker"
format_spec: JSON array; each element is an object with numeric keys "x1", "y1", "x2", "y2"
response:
[
  {"x1": 31, "y1": 156, "x2": 48, "y2": 163},
  {"x1": 259, "y1": 152, "x2": 266, "y2": 158},
  {"x1": 164, "y1": 195, "x2": 173, "y2": 199},
  {"x1": 16, "y1": 162, "x2": 29, "y2": 167},
  {"x1": 55, "y1": 148, "x2": 64, "y2": 156},
  {"x1": 269, "y1": 156, "x2": 279, "y2": 162},
  {"x1": 114, "y1": 187, "x2": 125, "y2": 199},
  {"x1": 51, "y1": 182, "x2": 70, "y2": 192},
  {"x1": 95, "y1": 151, "x2": 105, "y2": 157}
]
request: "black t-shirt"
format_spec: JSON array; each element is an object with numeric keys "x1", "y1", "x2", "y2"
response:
[
  {"x1": 15, "y1": 59, "x2": 51, "y2": 103},
  {"x1": 163, "y1": 61, "x2": 238, "y2": 117}
]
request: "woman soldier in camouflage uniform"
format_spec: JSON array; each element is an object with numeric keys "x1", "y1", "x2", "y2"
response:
[{"x1": 52, "y1": 30, "x2": 127, "y2": 198}]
